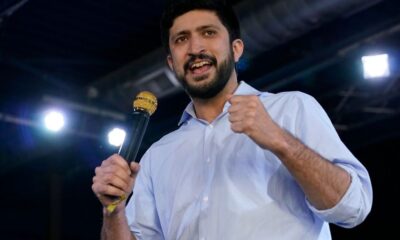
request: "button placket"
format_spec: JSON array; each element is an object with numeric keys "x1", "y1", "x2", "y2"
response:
[{"x1": 199, "y1": 123, "x2": 214, "y2": 239}]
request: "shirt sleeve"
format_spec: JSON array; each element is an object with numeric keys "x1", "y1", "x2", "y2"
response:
[
  {"x1": 288, "y1": 92, "x2": 373, "y2": 228},
  {"x1": 125, "y1": 149, "x2": 164, "y2": 239}
]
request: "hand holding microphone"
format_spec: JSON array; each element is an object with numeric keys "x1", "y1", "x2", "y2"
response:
[{"x1": 92, "y1": 91, "x2": 157, "y2": 214}]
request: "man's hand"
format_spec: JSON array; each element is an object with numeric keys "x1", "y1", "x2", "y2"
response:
[
  {"x1": 227, "y1": 95, "x2": 284, "y2": 152},
  {"x1": 92, "y1": 154, "x2": 140, "y2": 213}
]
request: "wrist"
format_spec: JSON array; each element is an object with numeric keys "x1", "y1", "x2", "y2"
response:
[
  {"x1": 271, "y1": 129, "x2": 305, "y2": 163},
  {"x1": 266, "y1": 127, "x2": 290, "y2": 154},
  {"x1": 273, "y1": 130, "x2": 306, "y2": 162},
  {"x1": 103, "y1": 203, "x2": 126, "y2": 218}
]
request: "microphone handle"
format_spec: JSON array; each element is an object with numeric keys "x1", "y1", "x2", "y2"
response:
[
  {"x1": 118, "y1": 110, "x2": 150, "y2": 163},
  {"x1": 106, "y1": 110, "x2": 151, "y2": 213}
]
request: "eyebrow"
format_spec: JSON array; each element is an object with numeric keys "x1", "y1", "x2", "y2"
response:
[
  {"x1": 196, "y1": 24, "x2": 220, "y2": 32},
  {"x1": 171, "y1": 24, "x2": 221, "y2": 39}
]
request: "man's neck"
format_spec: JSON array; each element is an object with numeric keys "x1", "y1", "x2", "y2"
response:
[{"x1": 192, "y1": 78, "x2": 238, "y2": 123}]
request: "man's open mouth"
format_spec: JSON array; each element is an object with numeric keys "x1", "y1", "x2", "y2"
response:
[
  {"x1": 184, "y1": 53, "x2": 217, "y2": 76},
  {"x1": 189, "y1": 60, "x2": 213, "y2": 74}
]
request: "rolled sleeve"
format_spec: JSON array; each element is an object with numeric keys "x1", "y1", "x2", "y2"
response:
[
  {"x1": 287, "y1": 93, "x2": 373, "y2": 228},
  {"x1": 306, "y1": 164, "x2": 373, "y2": 228}
]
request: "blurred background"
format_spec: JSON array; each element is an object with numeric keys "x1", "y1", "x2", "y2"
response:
[{"x1": 0, "y1": 0, "x2": 399, "y2": 239}]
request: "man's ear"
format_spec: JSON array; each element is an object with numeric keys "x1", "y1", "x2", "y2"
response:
[
  {"x1": 232, "y1": 39, "x2": 244, "y2": 62},
  {"x1": 167, "y1": 55, "x2": 174, "y2": 71}
]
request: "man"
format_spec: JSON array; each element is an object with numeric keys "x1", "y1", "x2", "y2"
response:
[{"x1": 92, "y1": 1, "x2": 373, "y2": 239}]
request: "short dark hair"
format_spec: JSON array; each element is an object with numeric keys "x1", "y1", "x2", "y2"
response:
[{"x1": 160, "y1": 0, "x2": 241, "y2": 53}]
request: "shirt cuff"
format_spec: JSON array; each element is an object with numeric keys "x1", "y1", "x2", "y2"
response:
[{"x1": 305, "y1": 165, "x2": 364, "y2": 228}]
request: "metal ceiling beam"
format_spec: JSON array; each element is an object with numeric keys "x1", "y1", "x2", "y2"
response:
[
  {"x1": 0, "y1": 0, "x2": 29, "y2": 19},
  {"x1": 237, "y1": 0, "x2": 382, "y2": 57},
  {"x1": 254, "y1": 18, "x2": 400, "y2": 91}
]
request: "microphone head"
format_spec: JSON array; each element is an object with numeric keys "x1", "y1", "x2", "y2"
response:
[{"x1": 133, "y1": 91, "x2": 158, "y2": 116}]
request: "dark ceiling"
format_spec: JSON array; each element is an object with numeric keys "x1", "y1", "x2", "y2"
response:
[{"x1": 1, "y1": 0, "x2": 399, "y2": 239}]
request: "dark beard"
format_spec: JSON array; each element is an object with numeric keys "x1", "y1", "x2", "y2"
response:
[{"x1": 175, "y1": 51, "x2": 235, "y2": 99}]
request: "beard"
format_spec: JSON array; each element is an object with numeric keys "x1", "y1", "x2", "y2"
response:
[{"x1": 174, "y1": 50, "x2": 235, "y2": 99}]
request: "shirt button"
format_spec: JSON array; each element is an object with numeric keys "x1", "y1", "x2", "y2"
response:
[
  {"x1": 206, "y1": 158, "x2": 210, "y2": 163},
  {"x1": 208, "y1": 124, "x2": 213, "y2": 129},
  {"x1": 203, "y1": 196, "x2": 209, "y2": 202},
  {"x1": 200, "y1": 238, "x2": 205, "y2": 240}
]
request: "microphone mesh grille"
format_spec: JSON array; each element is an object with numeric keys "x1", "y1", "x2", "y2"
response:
[{"x1": 133, "y1": 91, "x2": 158, "y2": 115}]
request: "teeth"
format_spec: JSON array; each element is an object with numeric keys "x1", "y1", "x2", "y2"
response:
[{"x1": 191, "y1": 61, "x2": 210, "y2": 69}]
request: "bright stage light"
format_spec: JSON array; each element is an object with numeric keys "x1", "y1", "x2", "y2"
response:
[
  {"x1": 362, "y1": 54, "x2": 390, "y2": 79},
  {"x1": 44, "y1": 110, "x2": 65, "y2": 132},
  {"x1": 108, "y1": 128, "x2": 126, "y2": 147}
]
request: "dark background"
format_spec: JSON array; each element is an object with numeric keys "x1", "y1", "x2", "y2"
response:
[{"x1": 1, "y1": 0, "x2": 399, "y2": 239}]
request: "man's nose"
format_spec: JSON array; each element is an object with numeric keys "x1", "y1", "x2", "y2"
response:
[{"x1": 188, "y1": 36, "x2": 205, "y2": 55}]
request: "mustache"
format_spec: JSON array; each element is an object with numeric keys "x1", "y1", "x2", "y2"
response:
[{"x1": 184, "y1": 53, "x2": 217, "y2": 73}]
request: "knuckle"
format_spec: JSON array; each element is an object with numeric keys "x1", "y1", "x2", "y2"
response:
[
  {"x1": 103, "y1": 174, "x2": 111, "y2": 183},
  {"x1": 108, "y1": 165, "x2": 116, "y2": 172},
  {"x1": 92, "y1": 183, "x2": 101, "y2": 194},
  {"x1": 100, "y1": 160, "x2": 108, "y2": 167},
  {"x1": 248, "y1": 101, "x2": 257, "y2": 108},
  {"x1": 109, "y1": 156, "x2": 117, "y2": 164},
  {"x1": 100, "y1": 185, "x2": 108, "y2": 193},
  {"x1": 246, "y1": 111, "x2": 255, "y2": 118},
  {"x1": 109, "y1": 154, "x2": 120, "y2": 164}
]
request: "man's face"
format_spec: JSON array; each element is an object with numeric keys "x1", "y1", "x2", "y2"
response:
[{"x1": 167, "y1": 10, "x2": 242, "y2": 99}]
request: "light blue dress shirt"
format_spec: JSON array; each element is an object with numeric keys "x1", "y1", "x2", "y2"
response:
[{"x1": 126, "y1": 81, "x2": 372, "y2": 240}]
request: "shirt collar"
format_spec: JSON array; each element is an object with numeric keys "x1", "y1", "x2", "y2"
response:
[{"x1": 178, "y1": 81, "x2": 262, "y2": 126}]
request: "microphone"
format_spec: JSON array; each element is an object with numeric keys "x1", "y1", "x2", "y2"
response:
[
  {"x1": 106, "y1": 91, "x2": 157, "y2": 213},
  {"x1": 118, "y1": 91, "x2": 158, "y2": 163}
]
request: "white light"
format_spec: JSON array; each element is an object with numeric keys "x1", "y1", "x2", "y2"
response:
[
  {"x1": 44, "y1": 110, "x2": 65, "y2": 132},
  {"x1": 362, "y1": 54, "x2": 390, "y2": 79},
  {"x1": 108, "y1": 128, "x2": 126, "y2": 147}
]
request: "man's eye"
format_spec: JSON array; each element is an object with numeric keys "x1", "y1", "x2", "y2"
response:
[
  {"x1": 204, "y1": 30, "x2": 216, "y2": 36},
  {"x1": 175, "y1": 36, "x2": 187, "y2": 43}
]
